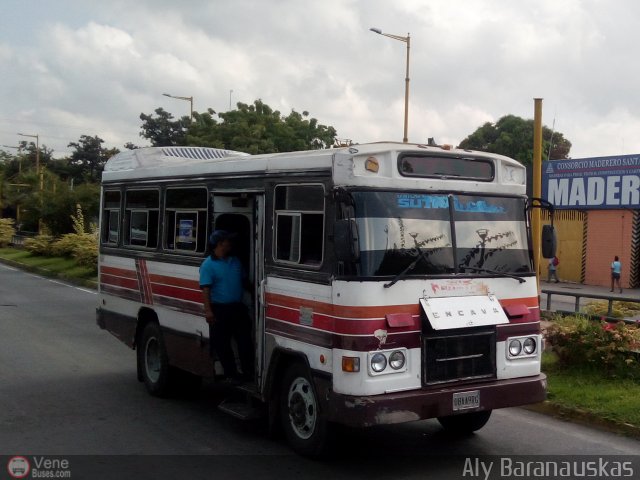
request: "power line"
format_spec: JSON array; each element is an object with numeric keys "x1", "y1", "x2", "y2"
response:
[{"x1": 0, "y1": 117, "x2": 141, "y2": 137}]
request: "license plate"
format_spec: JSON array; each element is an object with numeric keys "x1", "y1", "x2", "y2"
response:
[{"x1": 452, "y1": 390, "x2": 480, "y2": 411}]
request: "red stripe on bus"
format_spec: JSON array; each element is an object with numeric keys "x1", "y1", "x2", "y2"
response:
[
  {"x1": 265, "y1": 292, "x2": 420, "y2": 319},
  {"x1": 265, "y1": 318, "x2": 421, "y2": 351},
  {"x1": 143, "y1": 261, "x2": 154, "y2": 305},
  {"x1": 100, "y1": 265, "x2": 138, "y2": 279},
  {"x1": 265, "y1": 292, "x2": 539, "y2": 323},
  {"x1": 266, "y1": 303, "x2": 420, "y2": 335},
  {"x1": 101, "y1": 284, "x2": 141, "y2": 303},
  {"x1": 149, "y1": 273, "x2": 200, "y2": 291},
  {"x1": 100, "y1": 274, "x2": 139, "y2": 291},
  {"x1": 152, "y1": 284, "x2": 203, "y2": 304}
]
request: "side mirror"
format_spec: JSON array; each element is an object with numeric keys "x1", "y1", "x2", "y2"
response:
[
  {"x1": 541, "y1": 224, "x2": 557, "y2": 259},
  {"x1": 334, "y1": 219, "x2": 360, "y2": 263}
]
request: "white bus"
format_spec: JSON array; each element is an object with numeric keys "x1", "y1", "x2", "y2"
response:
[{"x1": 97, "y1": 142, "x2": 553, "y2": 456}]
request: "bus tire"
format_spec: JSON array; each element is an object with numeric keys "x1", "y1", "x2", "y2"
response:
[
  {"x1": 437, "y1": 410, "x2": 492, "y2": 435},
  {"x1": 138, "y1": 322, "x2": 173, "y2": 397},
  {"x1": 280, "y1": 363, "x2": 329, "y2": 457}
]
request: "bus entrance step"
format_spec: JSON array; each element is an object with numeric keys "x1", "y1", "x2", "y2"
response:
[{"x1": 218, "y1": 399, "x2": 264, "y2": 420}]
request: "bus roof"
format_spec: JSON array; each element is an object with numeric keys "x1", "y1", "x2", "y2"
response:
[{"x1": 102, "y1": 142, "x2": 526, "y2": 194}]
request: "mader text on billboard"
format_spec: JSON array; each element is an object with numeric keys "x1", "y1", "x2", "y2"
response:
[{"x1": 542, "y1": 154, "x2": 640, "y2": 210}]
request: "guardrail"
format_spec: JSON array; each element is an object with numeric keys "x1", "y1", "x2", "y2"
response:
[
  {"x1": 10, "y1": 232, "x2": 36, "y2": 246},
  {"x1": 541, "y1": 288, "x2": 640, "y2": 324}
]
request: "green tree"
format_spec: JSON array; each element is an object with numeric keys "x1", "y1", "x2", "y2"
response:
[
  {"x1": 206, "y1": 100, "x2": 336, "y2": 153},
  {"x1": 141, "y1": 100, "x2": 338, "y2": 154},
  {"x1": 17, "y1": 141, "x2": 54, "y2": 171},
  {"x1": 4, "y1": 169, "x2": 40, "y2": 231},
  {"x1": 139, "y1": 107, "x2": 189, "y2": 146},
  {"x1": 38, "y1": 181, "x2": 100, "y2": 236},
  {"x1": 2, "y1": 142, "x2": 55, "y2": 179},
  {"x1": 186, "y1": 108, "x2": 224, "y2": 149},
  {"x1": 459, "y1": 115, "x2": 571, "y2": 165},
  {"x1": 67, "y1": 135, "x2": 118, "y2": 183}
]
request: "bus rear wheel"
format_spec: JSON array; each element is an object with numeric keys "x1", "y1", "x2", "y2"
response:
[
  {"x1": 437, "y1": 410, "x2": 492, "y2": 435},
  {"x1": 138, "y1": 322, "x2": 173, "y2": 397},
  {"x1": 280, "y1": 363, "x2": 330, "y2": 457}
]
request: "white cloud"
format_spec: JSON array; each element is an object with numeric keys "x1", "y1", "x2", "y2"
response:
[{"x1": 2, "y1": 0, "x2": 640, "y2": 161}]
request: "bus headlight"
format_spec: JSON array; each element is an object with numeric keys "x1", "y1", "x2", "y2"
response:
[
  {"x1": 507, "y1": 336, "x2": 538, "y2": 359},
  {"x1": 371, "y1": 353, "x2": 387, "y2": 372},
  {"x1": 367, "y1": 348, "x2": 408, "y2": 375},
  {"x1": 523, "y1": 337, "x2": 537, "y2": 355},
  {"x1": 508, "y1": 339, "x2": 522, "y2": 357},
  {"x1": 389, "y1": 350, "x2": 406, "y2": 370}
]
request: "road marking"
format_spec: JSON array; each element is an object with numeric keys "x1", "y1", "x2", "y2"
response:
[
  {"x1": 1, "y1": 263, "x2": 97, "y2": 295},
  {"x1": 46, "y1": 278, "x2": 97, "y2": 294}
]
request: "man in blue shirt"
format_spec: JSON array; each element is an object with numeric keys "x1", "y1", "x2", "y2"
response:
[
  {"x1": 200, "y1": 230, "x2": 253, "y2": 382},
  {"x1": 610, "y1": 255, "x2": 622, "y2": 293}
]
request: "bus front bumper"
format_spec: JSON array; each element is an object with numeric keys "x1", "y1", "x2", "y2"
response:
[{"x1": 324, "y1": 374, "x2": 547, "y2": 427}]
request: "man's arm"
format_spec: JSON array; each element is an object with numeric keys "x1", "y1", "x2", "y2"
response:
[{"x1": 202, "y1": 286, "x2": 215, "y2": 324}]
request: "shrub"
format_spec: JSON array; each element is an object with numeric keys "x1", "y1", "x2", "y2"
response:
[
  {"x1": 24, "y1": 234, "x2": 55, "y2": 255},
  {"x1": 49, "y1": 205, "x2": 98, "y2": 271},
  {"x1": 71, "y1": 233, "x2": 98, "y2": 269},
  {"x1": 584, "y1": 300, "x2": 640, "y2": 319},
  {"x1": 50, "y1": 234, "x2": 79, "y2": 257},
  {"x1": 0, "y1": 218, "x2": 16, "y2": 246},
  {"x1": 546, "y1": 314, "x2": 640, "y2": 379}
]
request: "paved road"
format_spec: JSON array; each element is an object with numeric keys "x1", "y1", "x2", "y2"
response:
[{"x1": 1, "y1": 264, "x2": 639, "y2": 479}]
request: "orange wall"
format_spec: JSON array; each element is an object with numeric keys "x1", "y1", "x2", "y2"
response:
[{"x1": 584, "y1": 210, "x2": 633, "y2": 287}]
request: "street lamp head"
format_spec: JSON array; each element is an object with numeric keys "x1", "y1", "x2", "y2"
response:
[{"x1": 370, "y1": 27, "x2": 382, "y2": 34}]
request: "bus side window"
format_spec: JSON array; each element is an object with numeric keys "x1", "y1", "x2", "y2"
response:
[
  {"x1": 164, "y1": 187, "x2": 208, "y2": 253},
  {"x1": 101, "y1": 190, "x2": 121, "y2": 245},
  {"x1": 274, "y1": 184, "x2": 325, "y2": 266},
  {"x1": 124, "y1": 189, "x2": 160, "y2": 249}
]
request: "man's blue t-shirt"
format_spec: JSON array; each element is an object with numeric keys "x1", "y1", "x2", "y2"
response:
[
  {"x1": 199, "y1": 255, "x2": 244, "y2": 304},
  {"x1": 612, "y1": 261, "x2": 622, "y2": 274}
]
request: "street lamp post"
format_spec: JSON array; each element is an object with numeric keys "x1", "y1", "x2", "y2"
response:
[
  {"x1": 162, "y1": 93, "x2": 194, "y2": 122},
  {"x1": 17, "y1": 132, "x2": 43, "y2": 233},
  {"x1": 370, "y1": 27, "x2": 411, "y2": 143},
  {"x1": 17, "y1": 133, "x2": 39, "y2": 174},
  {"x1": 229, "y1": 89, "x2": 233, "y2": 110}
]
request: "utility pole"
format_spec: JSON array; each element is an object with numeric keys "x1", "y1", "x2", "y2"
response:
[{"x1": 533, "y1": 98, "x2": 543, "y2": 287}]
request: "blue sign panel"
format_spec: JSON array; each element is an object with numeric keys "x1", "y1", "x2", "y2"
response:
[{"x1": 542, "y1": 154, "x2": 640, "y2": 210}]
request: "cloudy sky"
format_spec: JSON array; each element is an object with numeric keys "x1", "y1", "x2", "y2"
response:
[{"x1": 1, "y1": 0, "x2": 639, "y2": 160}]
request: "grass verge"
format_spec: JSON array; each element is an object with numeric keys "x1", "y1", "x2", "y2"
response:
[
  {"x1": 532, "y1": 351, "x2": 640, "y2": 438},
  {"x1": 0, "y1": 247, "x2": 97, "y2": 288}
]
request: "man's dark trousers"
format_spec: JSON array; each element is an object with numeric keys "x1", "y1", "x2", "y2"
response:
[{"x1": 209, "y1": 302, "x2": 254, "y2": 379}]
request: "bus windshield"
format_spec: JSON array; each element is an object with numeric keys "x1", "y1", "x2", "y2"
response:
[{"x1": 351, "y1": 191, "x2": 532, "y2": 277}]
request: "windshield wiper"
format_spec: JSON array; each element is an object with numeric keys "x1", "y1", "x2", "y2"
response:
[
  {"x1": 458, "y1": 266, "x2": 526, "y2": 283},
  {"x1": 383, "y1": 251, "x2": 429, "y2": 288}
]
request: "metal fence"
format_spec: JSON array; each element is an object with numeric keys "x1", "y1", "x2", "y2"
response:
[
  {"x1": 10, "y1": 232, "x2": 36, "y2": 246},
  {"x1": 542, "y1": 288, "x2": 640, "y2": 324}
]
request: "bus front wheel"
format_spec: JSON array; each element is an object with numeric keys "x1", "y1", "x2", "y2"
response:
[
  {"x1": 437, "y1": 410, "x2": 492, "y2": 435},
  {"x1": 279, "y1": 363, "x2": 329, "y2": 457},
  {"x1": 138, "y1": 322, "x2": 172, "y2": 397}
]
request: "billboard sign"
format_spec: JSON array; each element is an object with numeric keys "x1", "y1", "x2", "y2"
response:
[{"x1": 542, "y1": 154, "x2": 640, "y2": 210}]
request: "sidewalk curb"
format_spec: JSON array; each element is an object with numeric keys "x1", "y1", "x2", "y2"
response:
[
  {"x1": 0, "y1": 257, "x2": 98, "y2": 290},
  {"x1": 522, "y1": 401, "x2": 640, "y2": 440}
]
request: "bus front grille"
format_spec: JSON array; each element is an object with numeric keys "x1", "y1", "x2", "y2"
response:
[{"x1": 422, "y1": 328, "x2": 496, "y2": 385}]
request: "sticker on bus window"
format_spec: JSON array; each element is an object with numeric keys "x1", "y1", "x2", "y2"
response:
[{"x1": 177, "y1": 219, "x2": 194, "y2": 243}]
